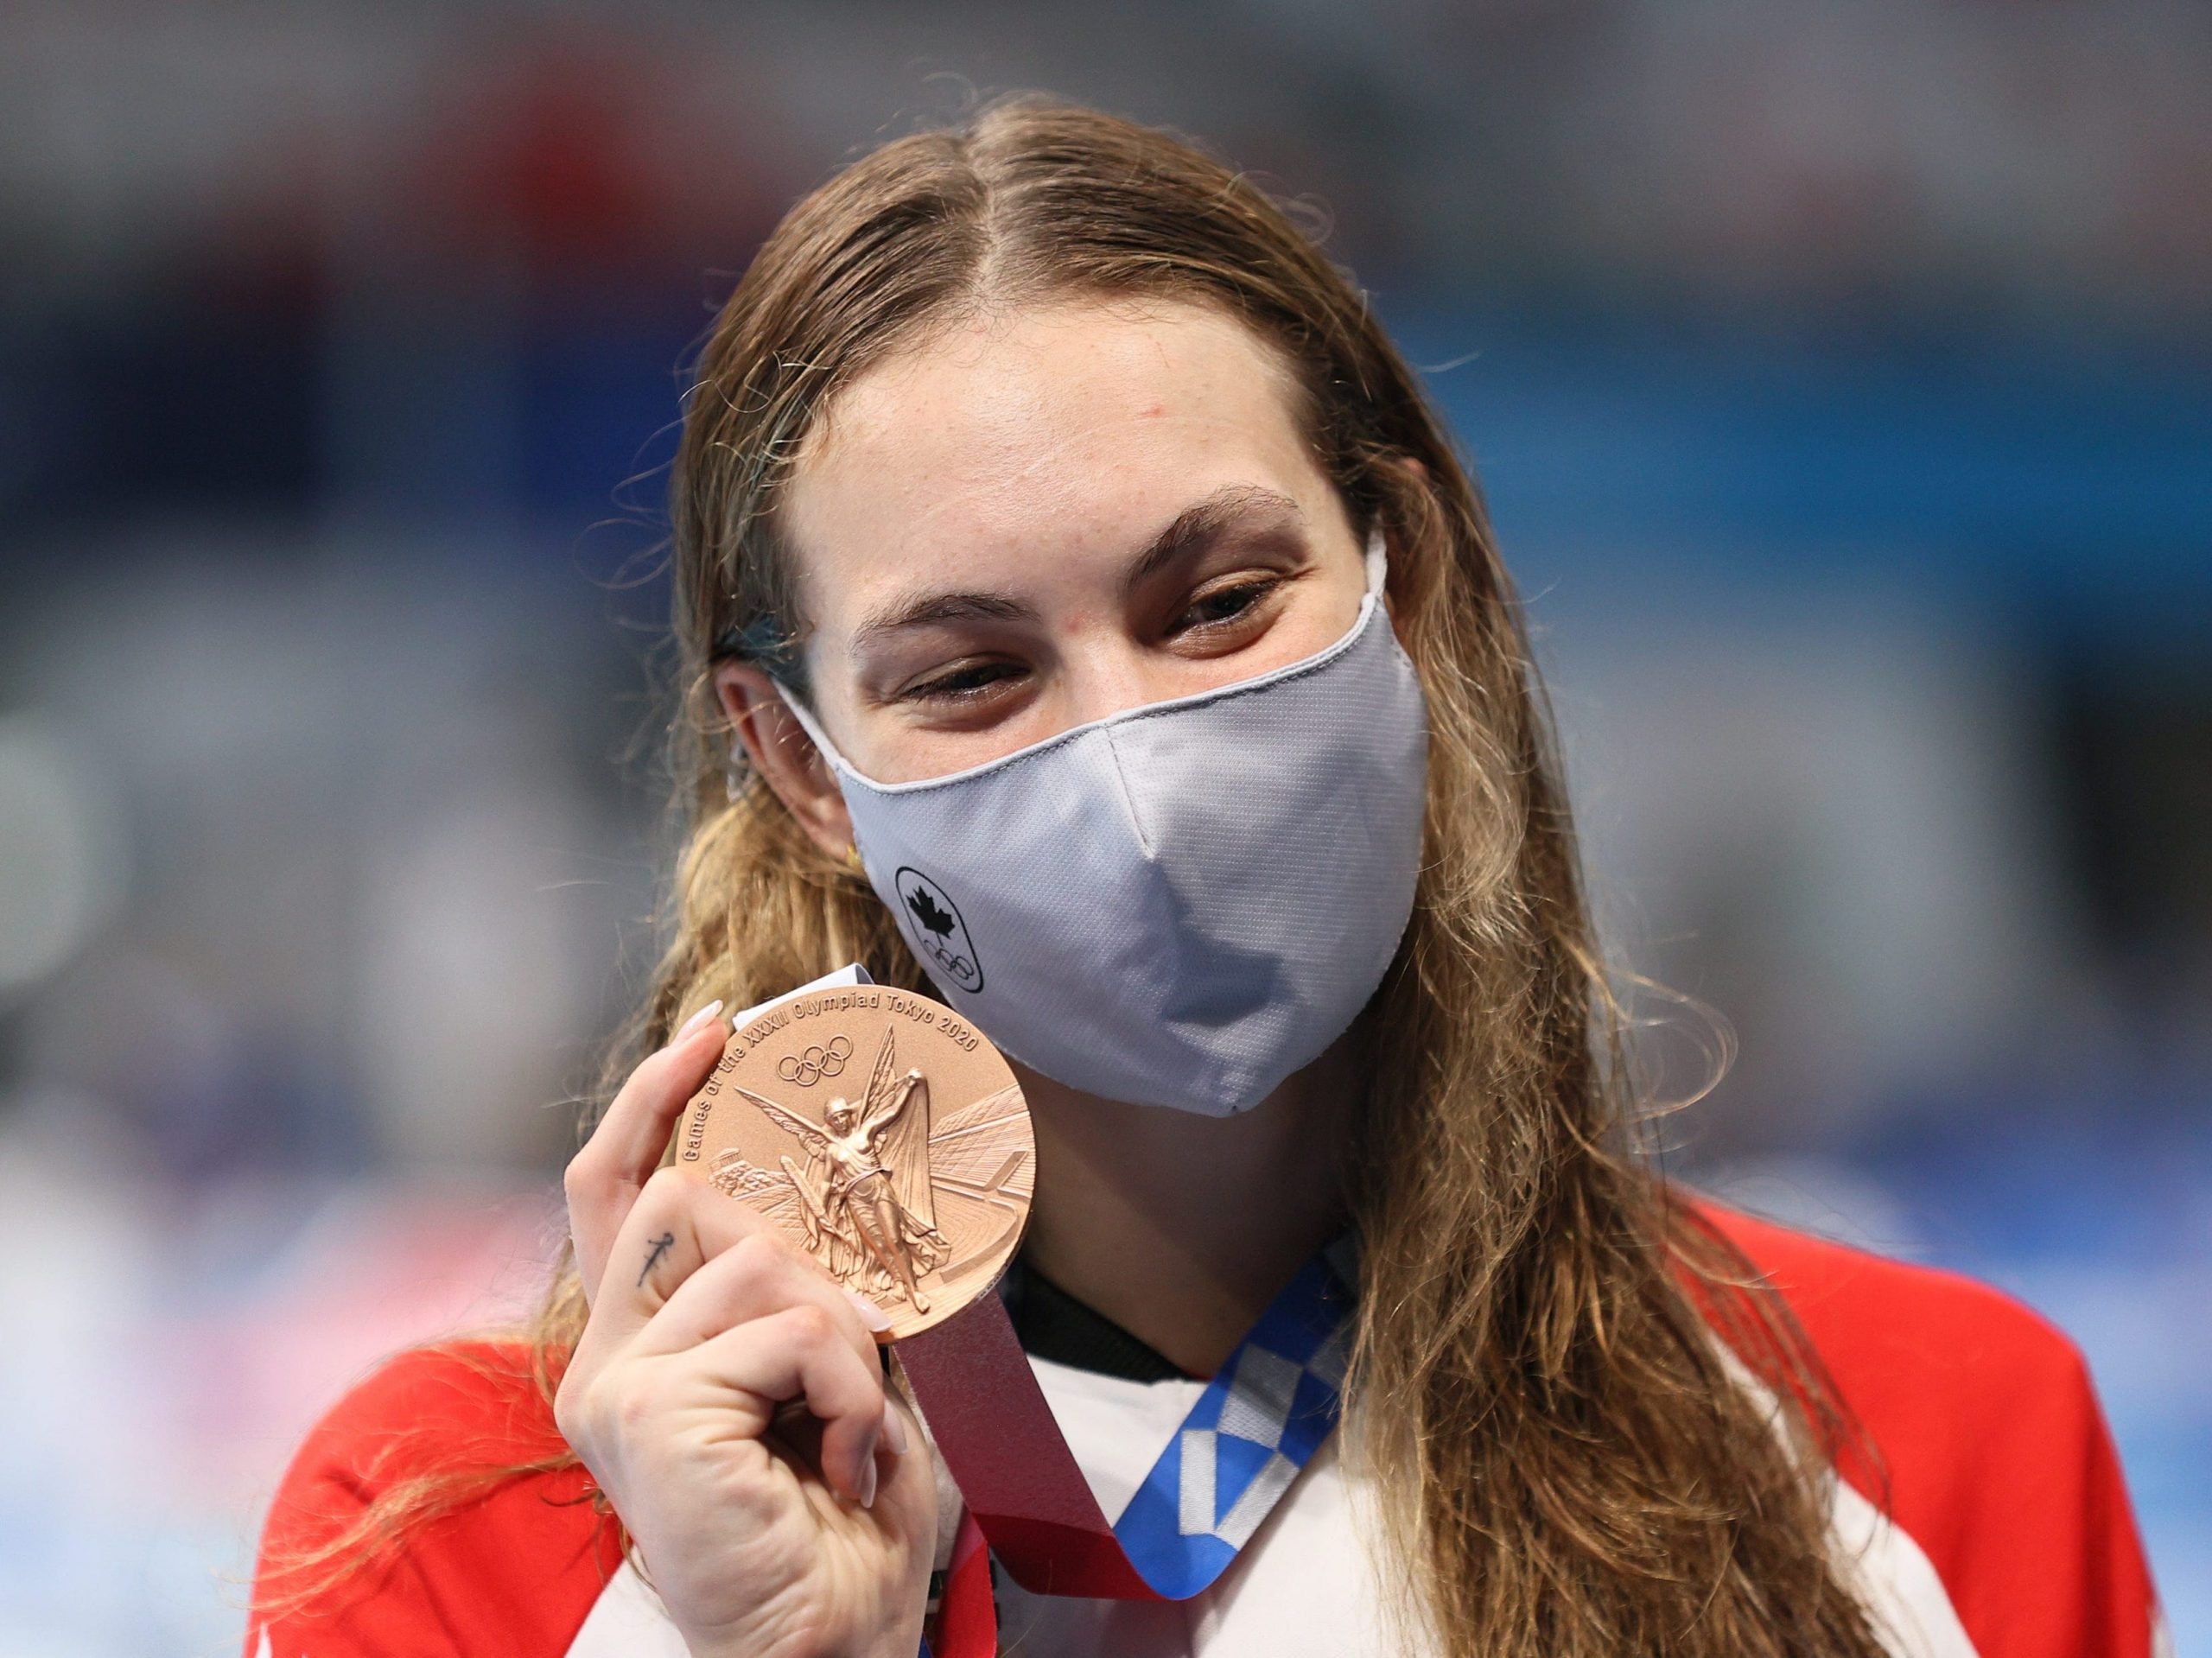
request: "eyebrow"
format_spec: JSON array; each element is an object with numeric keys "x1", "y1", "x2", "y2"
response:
[
  {"x1": 1122, "y1": 485, "x2": 1305, "y2": 592},
  {"x1": 849, "y1": 485, "x2": 1308, "y2": 651}
]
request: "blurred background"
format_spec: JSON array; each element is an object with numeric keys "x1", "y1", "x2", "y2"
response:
[{"x1": 0, "y1": 2, "x2": 2205, "y2": 1650}]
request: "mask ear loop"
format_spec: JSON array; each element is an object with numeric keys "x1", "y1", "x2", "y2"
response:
[
  {"x1": 771, "y1": 677, "x2": 853, "y2": 776},
  {"x1": 722, "y1": 682, "x2": 849, "y2": 804},
  {"x1": 763, "y1": 685, "x2": 874, "y2": 877},
  {"x1": 1363, "y1": 523, "x2": 1388, "y2": 596}
]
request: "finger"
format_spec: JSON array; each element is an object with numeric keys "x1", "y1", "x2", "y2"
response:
[
  {"x1": 582, "y1": 1166, "x2": 883, "y2": 1380},
  {"x1": 636, "y1": 1225, "x2": 881, "y2": 1376},
  {"x1": 565, "y1": 1004, "x2": 729, "y2": 1304},
  {"x1": 572, "y1": 1178, "x2": 891, "y2": 1497},
  {"x1": 577, "y1": 1164, "x2": 770, "y2": 1340},
  {"x1": 686, "y1": 1305, "x2": 893, "y2": 1506}
]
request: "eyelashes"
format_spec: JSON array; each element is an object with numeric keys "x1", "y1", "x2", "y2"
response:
[
  {"x1": 901, "y1": 659, "x2": 1026, "y2": 706},
  {"x1": 1169, "y1": 575, "x2": 1281, "y2": 636},
  {"x1": 895, "y1": 575, "x2": 1292, "y2": 708}
]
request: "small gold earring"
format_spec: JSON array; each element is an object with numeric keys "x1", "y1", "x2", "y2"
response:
[{"x1": 845, "y1": 842, "x2": 865, "y2": 874}]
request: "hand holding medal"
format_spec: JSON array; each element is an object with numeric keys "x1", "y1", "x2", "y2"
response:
[
  {"x1": 555, "y1": 983, "x2": 946, "y2": 1658},
  {"x1": 671, "y1": 969, "x2": 1352, "y2": 1631}
]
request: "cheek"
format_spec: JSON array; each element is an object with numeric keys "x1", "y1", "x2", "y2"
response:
[
  {"x1": 845, "y1": 715, "x2": 1011, "y2": 788},
  {"x1": 792, "y1": 658, "x2": 880, "y2": 767},
  {"x1": 1232, "y1": 558, "x2": 1368, "y2": 683},
  {"x1": 796, "y1": 667, "x2": 950, "y2": 787},
  {"x1": 1294, "y1": 569, "x2": 1370, "y2": 654}
]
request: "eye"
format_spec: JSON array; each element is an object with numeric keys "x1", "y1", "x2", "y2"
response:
[
  {"x1": 899, "y1": 657, "x2": 1027, "y2": 704},
  {"x1": 1167, "y1": 576, "x2": 1281, "y2": 638}
]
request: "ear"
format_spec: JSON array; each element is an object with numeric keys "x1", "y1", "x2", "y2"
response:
[{"x1": 711, "y1": 661, "x2": 856, "y2": 861}]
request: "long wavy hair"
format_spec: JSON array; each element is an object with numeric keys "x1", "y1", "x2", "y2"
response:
[{"x1": 274, "y1": 98, "x2": 1891, "y2": 1656}]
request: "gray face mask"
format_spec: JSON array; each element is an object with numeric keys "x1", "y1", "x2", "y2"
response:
[{"x1": 779, "y1": 529, "x2": 1429, "y2": 1116}]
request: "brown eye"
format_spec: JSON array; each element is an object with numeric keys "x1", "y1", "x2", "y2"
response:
[{"x1": 1170, "y1": 578, "x2": 1279, "y2": 637}]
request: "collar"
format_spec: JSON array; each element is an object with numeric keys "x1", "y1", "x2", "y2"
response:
[{"x1": 999, "y1": 1255, "x2": 1190, "y2": 1385}]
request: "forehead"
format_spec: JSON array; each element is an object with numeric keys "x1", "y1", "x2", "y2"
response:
[{"x1": 781, "y1": 297, "x2": 1320, "y2": 613}]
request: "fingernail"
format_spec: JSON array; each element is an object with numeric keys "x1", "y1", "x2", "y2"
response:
[
  {"x1": 881, "y1": 1406, "x2": 910, "y2": 1458},
  {"x1": 839, "y1": 1286, "x2": 893, "y2": 1334},
  {"x1": 857, "y1": 1454, "x2": 879, "y2": 1509},
  {"x1": 674, "y1": 999, "x2": 724, "y2": 1042}
]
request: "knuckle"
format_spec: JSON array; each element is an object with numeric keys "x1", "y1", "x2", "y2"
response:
[
  {"x1": 639, "y1": 1165, "x2": 696, "y2": 1209},
  {"x1": 724, "y1": 1229, "x2": 787, "y2": 1283},
  {"x1": 782, "y1": 1302, "x2": 836, "y2": 1350},
  {"x1": 612, "y1": 1377, "x2": 660, "y2": 1435},
  {"x1": 560, "y1": 1368, "x2": 651, "y2": 1445},
  {"x1": 553, "y1": 1371, "x2": 596, "y2": 1442}
]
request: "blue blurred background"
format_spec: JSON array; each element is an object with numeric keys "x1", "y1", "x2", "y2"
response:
[{"x1": 0, "y1": 3, "x2": 2205, "y2": 1651}]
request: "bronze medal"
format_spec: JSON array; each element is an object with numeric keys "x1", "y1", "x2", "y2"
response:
[{"x1": 677, "y1": 982, "x2": 1034, "y2": 1342}]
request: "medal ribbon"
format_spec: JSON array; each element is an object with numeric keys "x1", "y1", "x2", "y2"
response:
[{"x1": 899, "y1": 1242, "x2": 1355, "y2": 1602}]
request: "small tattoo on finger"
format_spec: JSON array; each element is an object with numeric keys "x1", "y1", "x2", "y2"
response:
[{"x1": 638, "y1": 1230, "x2": 676, "y2": 1288}]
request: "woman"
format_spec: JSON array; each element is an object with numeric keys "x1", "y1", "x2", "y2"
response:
[{"x1": 247, "y1": 98, "x2": 2163, "y2": 1658}]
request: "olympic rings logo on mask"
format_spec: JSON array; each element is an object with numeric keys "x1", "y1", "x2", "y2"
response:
[{"x1": 777, "y1": 1034, "x2": 854, "y2": 1087}]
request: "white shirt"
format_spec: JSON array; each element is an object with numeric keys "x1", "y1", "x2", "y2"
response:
[{"x1": 990, "y1": 1356, "x2": 1410, "y2": 1657}]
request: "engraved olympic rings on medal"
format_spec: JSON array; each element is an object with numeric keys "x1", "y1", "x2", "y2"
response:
[{"x1": 776, "y1": 1034, "x2": 853, "y2": 1086}]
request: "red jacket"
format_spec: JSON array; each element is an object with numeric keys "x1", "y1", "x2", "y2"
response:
[{"x1": 245, "y1": 1205, "x2": 2165, "y2": 1658}]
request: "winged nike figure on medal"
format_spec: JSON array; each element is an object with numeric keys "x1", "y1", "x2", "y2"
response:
[{"x1": 709, "y1": 1023, "x2": 1030, "y2": 1312}]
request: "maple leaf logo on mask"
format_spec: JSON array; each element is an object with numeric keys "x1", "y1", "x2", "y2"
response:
[
  {"x1": 907, "y1": 886, "x2": 957, "y2": 939},
  {"x1": 893, "y1": 867, "x2": 984, "y2": 994}
]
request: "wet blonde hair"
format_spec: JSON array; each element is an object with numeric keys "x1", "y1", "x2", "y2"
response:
[{"x1": 275, "y1": 97, "x2": 1889, "y2": 1657}]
